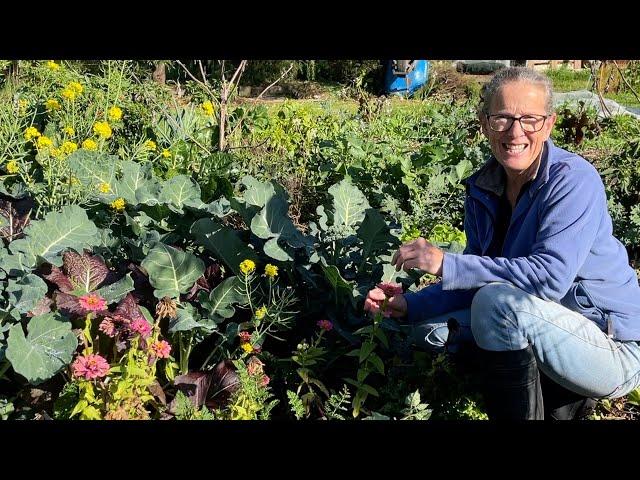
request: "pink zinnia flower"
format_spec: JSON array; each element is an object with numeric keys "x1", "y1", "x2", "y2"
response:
[
  {"x1": 150, "y1": 340, "x2": 171, "y2": 359},
  {"x1": 98, "y1": 318, "x2": 116, "y2": 337},
  {"x1": 317, "y1": 319, "x2": 333, "y2": 331},
  {"x1": 130, "y1": 318, "x2": 152, "y2": 338},
  {"x1": 238, "y1": 331, "x2": 252, "y2": 343},
  {"x1": 71, "y1": 354, "x2": 110, "y2": 380},
  {"x1": 78, "y1": 293, "x2": 107, "y2": 312},
  {"x1": 377, "y1": 282, "x2": 403, "y2": 297}
]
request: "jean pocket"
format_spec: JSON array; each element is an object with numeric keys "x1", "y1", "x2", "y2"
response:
[{"x1": 563, "y1": 282, "x2": 607, "y2": 330}]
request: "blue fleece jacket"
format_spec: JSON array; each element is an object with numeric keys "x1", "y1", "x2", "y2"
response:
[{"x1": 405, "y1": 139, "x2": 640, "y2": 341}]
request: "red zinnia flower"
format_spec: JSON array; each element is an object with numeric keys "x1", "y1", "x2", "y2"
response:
[{"x1": 317, "y1": 319, "x2": 333, "y2": 331}]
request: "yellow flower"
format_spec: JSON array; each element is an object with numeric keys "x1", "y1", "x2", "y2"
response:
[
  {"x1": 60, "y1": 141, "x2": 77, "y2": 155},
  {"x1": 110, "y1": 197, "x2": 126, "y2": 212},
  {"x1": 69, "y1": 176, "x2": 80, "y2": 186},
  {"x1": 255, "y1": 305, "x2": 267, "y2": 320},
  {"x1": 107, "y1": 106, "x2": 122, "y2": 121},
  {"x1": 98, "y1": 183, "x2": 111, "y2": 193},
  {"x1": 201, "y1": 101, "x2": 214, "y2": 116},
  {"x1": 61, "y1": 88, "x2": 76, "y2": 101},
  {"x1": 45, "y1": 99, "x2": 60, "y2": 111},
  {"x1": 63, "y1": 126, "x2": 75, "y2": 136},
  {"x1": 6, "y1": 160, "x2": 19, "y2": 174},
  {"x1": 24, "y1": 127, "x2": 41, "y2": 141},
  {"x1": 46, "y1": 60, "x2": 60, "y2": 71},
  {"x1": 161, "y1": 149, "x2": 171, "y2": 158},
  {"x1": 239, "y1": 259, "x2": 256, "y2": 276},
  {"x1": 36, "y1": 135, "x2": 53, "y2": 149},
  {"x1": 68, "y1": 82, "x2": 83, "y2": 95},
  {"x1": 264, "y1": 264, "x2": 278, "y2": 278},
  {"x1": 144, "y1": 140, "x2": 157, "y2": 151},
  {"x1": 82, "y1": 139, "x2": 98, "y2": 151},
  {"x1": 240, "y1": 343, "x2": 254, "y2": 353},
  {"x1": 18, "y1": 99, "x2": 28, "y2": 113},
  {"x1": 49, "y1": 147, "x2": 62, "y2": 158},
  {"x1": 93, "y1": 121, "x2": 112, "y2": 139}
]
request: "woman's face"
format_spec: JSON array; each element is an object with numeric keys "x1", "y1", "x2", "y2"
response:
[{"x1": 480, "y1": 81, "x2": 556, "y2": 176}]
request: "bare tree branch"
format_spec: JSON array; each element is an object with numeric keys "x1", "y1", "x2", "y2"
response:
[
  {"x1": 613, "y1": 60, "x2": 640, "y2": 105},
  {"x1": 225, "y1": 62, "x2": 294, "y2": 144},
  {"x1": 256, "y1": 63, "x2": 294, "y2": 100},
  {"x1": 175, "y1": 60, "x2": 218, "y2": 105},
  {"x1": 198, "y1": 60, "x2": 209, "y2": 88}
]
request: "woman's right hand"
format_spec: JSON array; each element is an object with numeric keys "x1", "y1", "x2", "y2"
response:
[{"x1": 364, "y1": 287, "x2": 408, "y2": 318}]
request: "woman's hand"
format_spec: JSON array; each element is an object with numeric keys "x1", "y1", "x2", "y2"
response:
[
  {"x1": 364, "y1": 287, "x2": 408, "y2": 318},
  {"x1": 391, "y1": 237, "x2": 444, "y2": 276}
]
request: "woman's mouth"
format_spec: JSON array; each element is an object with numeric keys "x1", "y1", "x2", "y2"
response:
[{"x1": 503, "y1": 143, "x2": 528, "y2": 154}]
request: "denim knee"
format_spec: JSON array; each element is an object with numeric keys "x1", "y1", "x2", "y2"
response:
[{"x1": 470, "y1": 282, "x2": 522, "y2": 350}]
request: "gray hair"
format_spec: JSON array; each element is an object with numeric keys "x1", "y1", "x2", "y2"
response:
[{"x1": 479, "y1": 66, "x2": 554, "y2": 115}]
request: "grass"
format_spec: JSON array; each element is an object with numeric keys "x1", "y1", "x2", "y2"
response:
[
  {"x1": 545, "y1": 66, "x2": 592, "y2": 92},
  {"x1": 545, "y1": 66, "x2": 640, "y2": 109}
]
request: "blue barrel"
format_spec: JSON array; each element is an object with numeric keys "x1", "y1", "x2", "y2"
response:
[{"x1": 384, "y1": 60, "x2": 430, "y2": 96}]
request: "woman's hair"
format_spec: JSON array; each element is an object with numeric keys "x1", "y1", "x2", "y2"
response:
[{"x1": 479, "y1": 66, "x2": 554, "y2": 115}]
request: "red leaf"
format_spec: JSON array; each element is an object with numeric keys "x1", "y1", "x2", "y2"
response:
[
  {"x1": 0, "y1": 197, "x2": 33, "y2": 243},
  {"x1": 114, "y1": 293, "x2": 144, "y2": 321},
  {"x1": 55, "y1": 292, "x2": 87, "y2": 317},
  {"x1": 173, "y1": 371, "x2": 213, "y2": 409},
  {"x1": 63, "y1": 251, "x2": 109, "y2": 292},
  {"x1": 42, "y1": 265, "x2": 74, "y2": 293}
]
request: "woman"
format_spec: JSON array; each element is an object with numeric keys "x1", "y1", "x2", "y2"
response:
[{"x1": 365, "y1": 66, "x2": 640, "y2": 420}]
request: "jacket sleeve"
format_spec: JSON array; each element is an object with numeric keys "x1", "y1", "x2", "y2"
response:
[
  {"x1": 404, "y1": 193, "x2": 480, "y2": 323},
  {"x1": 441, "y1": 167, "x2": 604, "y2": 301}
]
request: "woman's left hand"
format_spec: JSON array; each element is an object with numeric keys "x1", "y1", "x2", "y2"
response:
[{"x1": 391, "y1": 237, "x2": 444, "y2": 276}]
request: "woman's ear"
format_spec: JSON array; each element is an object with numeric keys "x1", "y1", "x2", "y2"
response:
[{"x1": 542, "y1": 112, "x2": 557, "y2": 139}]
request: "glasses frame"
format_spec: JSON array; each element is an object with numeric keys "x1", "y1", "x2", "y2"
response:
[{"x1": 485, "y1": 114, "x2": 549, "y2": 133}]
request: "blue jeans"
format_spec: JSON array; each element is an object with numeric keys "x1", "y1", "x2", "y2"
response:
[{"x1": 409, "y1": 282, "x2": 640, "y2": 399}]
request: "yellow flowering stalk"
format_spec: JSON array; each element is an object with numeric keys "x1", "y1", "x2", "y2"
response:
[
  {"x1": 63, "y1": 126, "x2": 75, "y2": 136},
  {"x1": 6, "y1": 160, "x2": 19, "y2": 174},
  {"x1": 61, "y1": 141, "x2": 78, "y2": 155},
  {"x1": 68, "y1": 82, "x2": 83, "y2": 95},
  {"x1": 161, "y1": 149, "x2": 171, "y2": 158},
  {"x1": 98, "y1": 183, "x2": 111, "y2": 194},
  {"x1": 239, "y1": 259, "x2": 256, "y2": 276},
  {"x1": 110, "y1": 197, "x2": 126, "y2": 212},
  {"x1": 264, "y1": 264, "x2": 278, "y2": 278},
  {"x1": 201, "y1": 101, "x2": 214, "y2": 116},
  {"x1": 50, "y1": 147, "x2": 62, "y2": 158},
  {"x1": 107, "y1": 106, "x2": 122, "y2": 121},
  {"x1": 240, "y1": 343, "x2": 254, "y2": 354},
  {"x1": 36, "y1": 135, "x2": 53, "y2": 149},
  {"x1": 18, "y1": 99, "x2": 28, "y2": 114},
  {"x1": 144, "y1": 140, "x2": 157, "y2": 151},
  {"x1": 255, "y1": 305, "x2": 267, "y2": 320},
  {"x1": 82, "y1": 139, "x2": 98, "y2": 151},
  {"x1": 24, "y1": 127, "x2": 41, "y2": 141},
  {"x1": 45, "y1": 99, "x2": 61, "y2": 111},
  {"x1": 61, "y1": 88, "x2": 77, "y2": 101},
  {"x1": 93, "y1": 121, "x2": 112, "y2": 139},
  {"x1": 46, "y1": 60, "x2": 61, "y2": 71}
]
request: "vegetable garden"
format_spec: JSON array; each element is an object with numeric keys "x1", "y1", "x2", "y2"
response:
[{"x1": 1, "y1": 60, "x2": 639, "y2": 420}]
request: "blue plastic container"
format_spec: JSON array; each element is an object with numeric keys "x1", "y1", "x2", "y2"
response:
[{"x1": 384, "y1": 60, "x2": 430, "y2": 96}]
